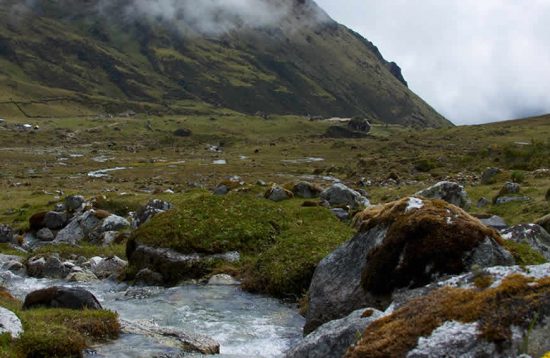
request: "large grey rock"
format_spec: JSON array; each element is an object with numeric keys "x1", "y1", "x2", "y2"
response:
[
  {"x1": 501, "y1": 224, "x2": 550, "y2": 260},
  {"x1": 292, "y1": 182, "x2": 323, "y2": 199},
  {"x1": 132, "y1": 199, "x2": 173, "y2": 228},
  {"x1": 415, "y1": 181, "x2": 471, "y2": 209},
  {"x1": 43, "y1": 211, "x2": 66, "y2": 230},
  {"x1": 0, "y1": 307, "x2": 23, "y2": 338},
  {"x1": 320, "y1": 183, "x2": 370, "y2": 210},
  {"x1": 23, "y1": 286, "x2": 102, "y2": 310},
  {"x1": 127, "y1": 243, "x2": 240, "y2": 285},
  {"x1": 54, "y1": 210, "x2": 102, "y2": 244},
  {"x1": 26, "y1": 255, "x2": 72, "y2": 279},
  {"x1": 91, "y1": 256, "x2": 128, "y2": 279},
  {"x1": 304, "y1": 226, "x2": 386, "y2": 334},
  {"x1": 65, "y1": 195, "x2": 86, "y2": 211},
  {"x1": 99, "y1": 215, "x2": 130, "y2": 232},
  {"x1": 265, "y1": 185, "x2": 293, "y2": 202},
  {"x1": 0, "y1": 224, "x2": 14, "y2": 243},
  {"x1": 285, "y1": 308, "x2": 383, "y2": 358},
  {"x1": 478, "y1": 215, "x2": 507, "y2": 230},
  {"x1": 121, "y1": 319, "x2": 219, "y2": 354}
]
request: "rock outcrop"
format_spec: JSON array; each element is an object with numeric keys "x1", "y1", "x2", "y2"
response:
[{"x1": 305, "y1": 197, "x2": 513, "y2": 333}]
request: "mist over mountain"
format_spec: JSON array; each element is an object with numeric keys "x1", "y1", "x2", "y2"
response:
[{"x1": 0, "y1": 0, "x2": 451, "y2": 127}]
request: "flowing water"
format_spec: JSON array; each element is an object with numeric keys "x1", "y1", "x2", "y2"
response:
[{"x1": 0, "y1": 268, "x2": 304, "y2": 357}]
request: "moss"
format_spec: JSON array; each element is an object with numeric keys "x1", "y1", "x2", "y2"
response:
[
  {"x1": 30, "y1": 243, "x2": 127, "y2": 260},
  {"x1": 356, "y1": 197, "x2": 502, "y2": 296},
  {"x1": 502, "y1": 241, "x2": 547, "y2": 266},
  {"x1": 0, "y1": 293, "x2": 119, "y2": 358},
  {"x1": 346, "y1": 275, "x2": 550, "y2": 358}
]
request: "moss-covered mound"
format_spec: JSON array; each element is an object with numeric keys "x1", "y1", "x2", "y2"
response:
[
  {"x1": 128, "y1": 192, "x2": 354, "y2": 297},
  {"x1": 0, "y1": 291, "x2": 119, "y2": 358},
  {"x1": 345, "y1": 274, "x2": 550, "y2": 358},
  {"x1": 355, "y1": 197, "x2": 508, "y2": 295}
]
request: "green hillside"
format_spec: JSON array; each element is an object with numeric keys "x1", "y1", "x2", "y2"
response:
[{"x1": 0, "y1": 0, "x2": 451, "y2": 127}]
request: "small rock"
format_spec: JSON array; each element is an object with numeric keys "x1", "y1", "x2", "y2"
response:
[
  {"x1": 0, "y1": 307, "x2": 23, "y2": 338},
  {"x1": 500, "y1": 182, "x2": 521, "y2": 195},
  {"x1": 66, "y1": 271, "x2": 99, "y2": 282},
  {"x1": 23, "y1": 286, "x2": 102, "y2": 310},
  {"x1": 478, "y1": 215, "x2": 508, "y2": 230},
  {"x1": 36, "y1": 228, "x2": 55, "y2": 242},
  {"x1": 173, "y1": 128, "x2": 192, "y2": 137},
  {"x1": 477, "y1": 197, "x2": 490, "y2": 208},
  {"x1": 320, "y1": 183, "x2": 370, "y2": 210},
  {"x1": 132, "y1": 199, "x2": 173, "y2": 228},
  {"x1": 65, "y1": 195, "x2": 86, "y2": 212},
  {"x1": 415, "y1": 181, "x2": 471, "y2": 209},
  {"x1": 264, "y1": 185, "x2": 294, "y2": 202},
  {"x1": 494, "y1": 196, "x2": 530, "y2": 205},
  {"x1": 480, "y1": 167, "x2": 502, "y2": 185},
  {"x1": 330, "y1": 208, "x2": 349, "y2": 221},
  {"x1": 213, "y1": 185, "x2": 229, "y2": 196},
  {"x1": 99, "y1": 215, "x2": 130, "y2": 232},
  {"x1": 207, "y1": 274, "x2": 240, "y2": 286}
]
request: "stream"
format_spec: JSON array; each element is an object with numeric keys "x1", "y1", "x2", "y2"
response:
[{"x1": 0, "y1": 265, "x2": 304, "y2": 357}]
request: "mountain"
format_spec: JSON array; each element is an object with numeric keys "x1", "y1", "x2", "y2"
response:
[{"x1": 0, "y1": 0, "x2": 452, "y2": 127}]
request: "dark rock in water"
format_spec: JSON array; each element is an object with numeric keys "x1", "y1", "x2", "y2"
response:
[
  {"x1": 264, "y1": 185, "x2": 293, "y2": 202},
  {"x1": 23, "y1": 286, "x2": 102, "y2": 310},
  {"x1": 292, "y1": 181, "x2": 323, "y2": 199},
  {"x1": 135, "y1": 268, "x2": 165, "y2": 286},
  {"x1": 0, "y1": 224, "x2": 14, "y2": 243},
  {"x1": 127, "y1": 242, "x2": 240, "y2": 285},
  {"x1": 494, "y1": 196, "x2": 530, "y2": 205},
  {"x1": 347, "y1": 117, "x2": 371, "y2": 133},
  {"x1": 330, "y1": 208, "x2": 349, "y2": 221},
  {"x1": 173, "y1": 128, "x2": 192, "y2": 137},
  {"x1": 29, "y1": 211, "x2": 47, "y2": 231},
  {"x1": 26, "y1": 255, "x2": 72, "y2": 279},
  {"x1": 36, "y1": 228, "x2": 55, "y2": 241},
  {"x1": 305, "y1": 197, "x2": 513, "y2": 334},
  {"x1": 285, "y1": 308, "x2": 383, "y2": 358},
  {"x1": 43, "y1": 211, "x2": 66, "y2": 230},
  {"x1": 477, "y1": 215, "x2": 507, "y2": 230},
  {"x1": 501, "y1": 224, "x2": 550, "y2": 261},
  {"x1": 480, "y1": 167, "x2": 502, "y2": 185},
  {"x1": 320, "y1": 183, "x2": 369, "y2": 210},
  {"x1": 132, "y1": 199, "x2": 173, "y2": 228},
  {"x1": 65, "y1": 195, "x2": 86, "y2": 212},
  {"x1": 324, "y1": 126, "x2": 368, "y2": 139},
  {"x1": 535, "y1": 214, "x2": 550, "y2": 233},
  {"x1": 416, "y1": 181, "x2": 471, "y2": 209}
]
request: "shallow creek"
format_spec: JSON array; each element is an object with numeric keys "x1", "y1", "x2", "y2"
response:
[{"x1": 1, "y1": 270, "x2": 304, "y2": 357}]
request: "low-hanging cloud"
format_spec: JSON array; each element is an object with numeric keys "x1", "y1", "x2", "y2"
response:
[{"x1": 317, "y1": 0, "x2": 550, "y2": 124}]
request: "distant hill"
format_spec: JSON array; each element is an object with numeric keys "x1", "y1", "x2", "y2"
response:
[{"x1": 0, "y1": 0, "x2": 452, "y2": 127}]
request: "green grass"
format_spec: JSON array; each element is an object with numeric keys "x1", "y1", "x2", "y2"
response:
[{"x1": 31, "y1": 243, "x2": 127, "y2": 260}]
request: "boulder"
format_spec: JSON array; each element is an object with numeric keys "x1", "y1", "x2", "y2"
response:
[
  {"x1": 65, "y1": 195, "x2": 86, "y2": 211},
  {"x1": 264, "y1": 185, "x2": 294, "y2": 202},
  {"x1": 66, "y1": 271, "x2": 99, "y2": 282},
  {"x1": 292, "y1": 182, "x2": 323, "y2": 199},
  {"x1": 477, "y1": 197, "x2": 490, "y2": 208},
  {"x1": 54, "y1": 210, "x2": 108, "y2": 244},
  {"x1": 347, "y1": 118, "x2": 371, "y2": 133},
  {"x1": 43, "y1": 211, "x2": 66, "y2": 230},
  {"x1": 54, "y1": 219, "x2": 84, "y2": 244},
  {"x1": 127, "y1": 243, "x2": 240, "y2": 285},
  {"x1": 98, "y1": 215, "x2": 130, "y2": 233},
  {"x1": 0, "y1": 307, "x2": 23, "y2": 338},
  {"x1": 480, "y1": 167, "x2": 502, "y2": 185},
  {"x1": 135, "y1": 268, "x2": 165, "y2": 286},
  {"x1": 305, "y1": 197, "x2": 513, "y2": 333},
  {"x1": 207, "y1": 274, "x2": 240, "y2": 286},
  {"x1": 285, "y1": 308, "x2": 383, "y2": 358},
  {"x1": 501, "y1": 224, "x2": 550, "y2": 260},
  {"x1": 494, "y1": 196, "x2": 530, "y2": 205},
  {"x1": 131, "y1": 199, "x2": 173, "y2": 228},
  {"x1": 91, "y1": 256, "x2": 128, "y2": 279},
  {"x1": 121, "y1": 319, "x2": 219, "y2": 354},
  {"x1": 477, "y1": 215, "x2": 507, "y2": 230},
  {"x1": 320, "y1": 183, "x2": 370, "y2": 210},
  {"x1": 23, "y1": 286, "x2": 102, "y2": 310},
  {"x1": 415, "y1": 181, "x2": 471, "y2": 209},
  {"x1": 26, "y1": 255, "x2": 72, "y2": 279},
  {"x1": 0, "y1": 224, "x2": 14, "y2": 243},
  {"x1": 499, "y1": 182, "x2": 521, "y2": 195},
  {"x1": 330, "y1": 208, "x2": 349, "y2": 221},
  {"x1": 535, "y1": 214, "x2": 550, "y2": 233},
  {"x1": 29, "y1": 211, "x2": 47, "y2": 231},
  {"x1": 36, "y1": 228, "x2": 55, "y2": 241}
]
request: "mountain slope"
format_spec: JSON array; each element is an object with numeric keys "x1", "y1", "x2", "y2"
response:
[{"x1": 0, "y1": 0, "x2": 451, "y2": 127}]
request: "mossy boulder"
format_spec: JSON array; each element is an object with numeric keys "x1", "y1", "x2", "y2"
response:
[{"x1": 304, "y1": 197, "x2": 514, "y2": 333}]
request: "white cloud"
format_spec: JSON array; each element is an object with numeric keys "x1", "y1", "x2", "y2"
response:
[{"x1": 316, "y1": 0, "x2": 550, "y2": 124}]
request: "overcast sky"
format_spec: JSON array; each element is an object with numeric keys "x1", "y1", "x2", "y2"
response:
[{"x1": 316, "y1": 0, "x2": 550, "y2": 125}]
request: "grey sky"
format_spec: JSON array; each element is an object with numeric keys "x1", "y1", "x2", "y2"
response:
[{"x1": 316, "y1": 0, "x2": 550, "y2": 124}]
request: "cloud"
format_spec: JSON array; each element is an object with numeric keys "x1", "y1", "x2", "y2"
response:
[{"x1": 317, "y1": 0, "x2": 550, "y2": 124}]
